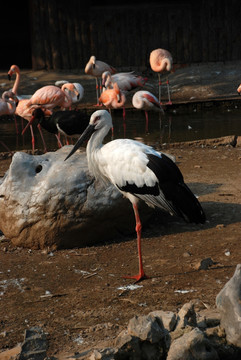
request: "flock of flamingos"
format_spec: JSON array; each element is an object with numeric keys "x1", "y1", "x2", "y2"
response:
[{"x1": 0, "y1": 48, "x2": 172, "y2": 152}]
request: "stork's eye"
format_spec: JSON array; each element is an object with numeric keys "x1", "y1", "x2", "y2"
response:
[{"x1": 93, "y1": 116, "x2": 100, "y2": 123}]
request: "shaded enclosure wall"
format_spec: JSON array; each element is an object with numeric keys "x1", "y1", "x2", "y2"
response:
[{"x1": 29, "y1": 0, "x2": 241, "y2": 70}]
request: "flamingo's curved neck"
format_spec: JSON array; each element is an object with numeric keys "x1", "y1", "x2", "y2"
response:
[
  {"x1": 113, "y1": 93, "x2": 126, "y2": 108},
  {"x1": 160, "y1": 59, "x2": 172, "y2": 72},
  {"x1": 6, "y1": 100, "x2": 16, "y2": 115},
  {"x1": 12, "y1": 68, "x2": 20, "y2": 95},
  {"x1": 63, "y1": 91, "x2": 73, "y2": 108}
]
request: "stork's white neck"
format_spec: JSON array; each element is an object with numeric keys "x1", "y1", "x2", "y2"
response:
[{"x1": 86, "y1": 124, "x2": 111, "y2": 184}]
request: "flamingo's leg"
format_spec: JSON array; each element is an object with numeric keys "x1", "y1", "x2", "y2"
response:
[
  {"x1": 55, "y1": 133, "x2": 63, "y2": 148},
  {"x1": 144, "y1": 110, "x2": 149, "y2": 133},
  {"x1": 30, "y1": 124, "x2": 35, "y2": 153},
  {"x1": 37, "y1": 124, "x2": 47, "y2": 153},
  {"x1": 166, "y1": 77, "x2": 172, "y2": 105},
  {"x1": 158, "y1": 73, "x2": 162, "y2": 104}
]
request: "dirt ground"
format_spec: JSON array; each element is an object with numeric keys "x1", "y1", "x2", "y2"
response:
[{"x1": 0, "y1": 62, "x2": 241, "y2": 358}]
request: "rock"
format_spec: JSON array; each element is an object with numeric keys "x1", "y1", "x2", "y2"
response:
[
  {"x1": 0, "y1": 147, "x2": 152, "y2": 249},
  {"x1": 216, "y1": 264, "x2": 241, "y2": 347},
  {"x1": 167, "y1": 328, "x2": 219, "y2": 360},
  {"x1": 115, "y1": 331, "x2": 142, "y2": 359},
  {"x1": 19, "y1": 326, "x2": 47, "y2": 360},
  {"x1": 149, "y1": 310, "x2": 177, "y2": 332},
  {"x1": 175, "y1": 302, "x2": 197, "y2": 330},
  {"x1": 0, "y1": 346, "x2": 21, "y2": 360},
  {"x1": 127, "y1": 314, "x2": 169, "y2": 345},
  {"x1": 194, "y1": 257, "x2": 215, "y2": 270},
  {"x1": 115, "y1": 329, "x2": 166, "y2": 360},
  {"x1": 89, "y1": 348, "x2": 116, "y2": 360},
  {"x1": 114, "y1": 314, "x2": 170, "y2": 359},
  {"x1": 196, "y1": 309, "x2": 221, "y2": 329}
]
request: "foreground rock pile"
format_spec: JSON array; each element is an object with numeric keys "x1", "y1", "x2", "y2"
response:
[
  {"x1": 3, "y1": 265, "x2": 241, "y2": 360},
  {"x1": 89, "y1": 304, "x2": 237, "y2": 360}
]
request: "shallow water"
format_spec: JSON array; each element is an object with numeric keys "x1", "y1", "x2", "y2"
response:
[{"x1": 0, "y1": 106, "x2": 241, "y2": 152}]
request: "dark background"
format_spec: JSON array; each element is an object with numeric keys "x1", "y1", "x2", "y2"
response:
[{"x1": 2, "y1": 0, "x2": 241, "y2": 70}]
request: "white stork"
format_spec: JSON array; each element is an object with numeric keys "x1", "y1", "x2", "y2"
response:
[{"x1": 65, "y1": 110, "x2": 206, "y2": 282}]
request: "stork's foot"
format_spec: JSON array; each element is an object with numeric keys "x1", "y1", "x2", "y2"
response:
[
  {"x1": 165, "y1": 101, "x2": 172, "y2": 105},
  {"x1": 123, "y1": 271, "x2": 149, "y2": 283}
]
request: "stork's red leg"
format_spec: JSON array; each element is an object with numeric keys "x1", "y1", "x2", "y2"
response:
[{"x1": 123, "y1": 203, "x2": 148, "y2": 282}]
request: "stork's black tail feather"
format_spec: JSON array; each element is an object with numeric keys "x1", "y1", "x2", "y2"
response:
[
  {"x1": 162, "y1": 181, "x2": 206, "y2": 224},
  {"x1": 147, "y1": 153, "x2": 206, "y2": 224}
]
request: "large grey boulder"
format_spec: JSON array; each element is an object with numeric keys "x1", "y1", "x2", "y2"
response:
[
  {"x1": 216, "y1": 264, "x2": 241, "y2": 347},
  {"x1": 0, "y1": 146, "x2": 152, "y2": 249}
]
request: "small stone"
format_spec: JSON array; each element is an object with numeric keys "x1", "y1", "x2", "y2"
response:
[
  {"x1": 216, "y1": 224, "x2": 225, "y2": 229},
  {"x1": 175, "y1": 302, "x2": 197, "y2": 330},
  {"x1": 0, "y1": 345, "x2": 21, "y2": 360},
  {"x1": 127, "y1": 314, "x2": 169, "y2": 344},
  {"x1": 194, "y1": 257, "x2": 214, "y2": 270},
  {"x1": 196, "y1": 309, "x2": 221, "y2": 329},
  {"x1": 20, "y1": 326, "x2": 47, "y2": 360},
  {"x1": 149, "y1": 310, "x2": 177, "y2": 332}
]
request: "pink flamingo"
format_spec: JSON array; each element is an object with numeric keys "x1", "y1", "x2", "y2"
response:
[
  {"x1": 8, "y1": 65, "x2": 21, "y2": 96},
  {"x1": 0, "y1": 91, "x2": 18, "y2": 116},
  {"x1": 0, "y1": 91, "x2": 18, "y2": 152},
  {"x1": 16, "y1": 99, "x2": 52, "y2": 153},
  {"x1": 18, "y1": 84, "x2": 76, "y2": 152},
  {"x1": 99, "y1": 83, "x2": 126, "y2": 136},
  {"x1": 85, "y1": 55, "x2": 117, "y2": 105},
  {"x1": 102, "y1": 71, "x2": 147, "y2": 93},
  {"x1": 132, "y1": 90, "x2": 164, "y2": 133},
  {"x1": 8, "y1": 64, "x2": 34, "y2": 133},
  {"x1": 25, "y1": 84, "x2": 76, "y2": 110},
  {"x1": 8, "y1": 64, "x2": 32, "y2": 101},
  {"x1": 149, "y1": 48, "x2": 173, "y2": 105},
  {"x1": 0, "y1": 90, "x2": 19, "y2": 135},
  {"x1": 55, "y1": 80, "x2": 84, "y2": 106}
]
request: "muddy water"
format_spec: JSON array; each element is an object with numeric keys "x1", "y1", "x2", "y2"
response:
[{"x1": 0, "y1": 107, "x2": 241, "y2": 152}]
